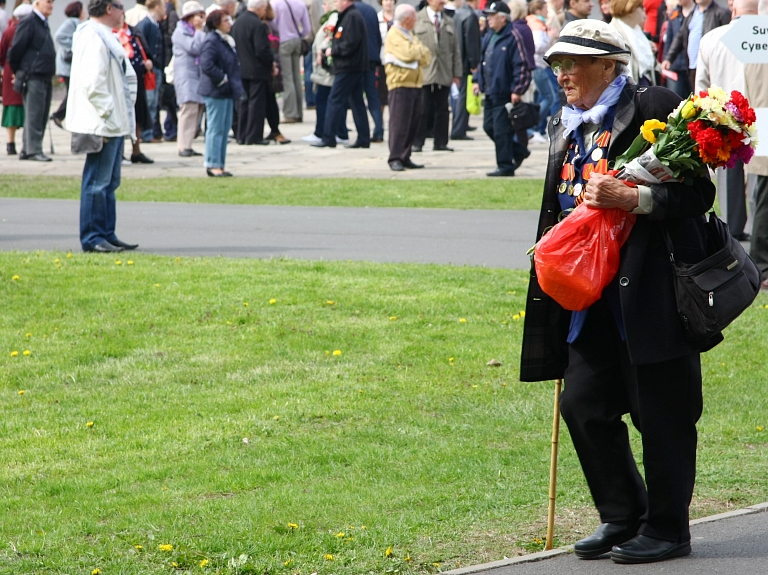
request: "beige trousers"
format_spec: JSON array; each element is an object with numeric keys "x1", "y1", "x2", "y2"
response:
[{"x1": 178, "y1": 102, "x2": 205, "y2": 151}]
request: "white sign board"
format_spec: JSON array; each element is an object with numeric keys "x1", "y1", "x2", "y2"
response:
[{"x1": 722, "y1": 15, "x2": 768, "y2": 63}]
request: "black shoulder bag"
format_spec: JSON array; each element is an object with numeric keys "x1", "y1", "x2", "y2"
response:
[
  {"x1": 665, "y1": 213, "x2": 760, "y2": 343},
  {"x1": 505, "y1": 101, "x2": 540, "y2": 132}
]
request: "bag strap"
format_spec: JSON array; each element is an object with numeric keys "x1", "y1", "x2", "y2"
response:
[
  {"x1": 663, "y1": 211, "x2": 716, "y2": 267},
  {"x1": 284, "y1": 0, "x2": 304, "y2": 38}
]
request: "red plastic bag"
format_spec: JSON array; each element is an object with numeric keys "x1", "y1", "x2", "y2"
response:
[{"x1": 534, "y1": 205, "x2": 636, "y2": 311}]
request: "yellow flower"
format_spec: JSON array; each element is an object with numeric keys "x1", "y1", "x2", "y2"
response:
[
  {"x1": 92, "y1": 569, "x2": 102, "y2": 575},
  {"x1": 324, "y1": 554, "x2": 334, "y2": 561},
  {"x1": 459, "y1": 318, "x2": 467, "y2": 323},
  {"x1": 269, "y1": 298, "x2": 277, "y2": 304},
  {"x1": 326, "y1": 300, "x2": 335, "y2": 305},
  {"x1": 336, "y1": 532, "x2": 345, "y2": 538},
  {"x1": 707, "y1": 85, "x2": 729, "y2": 103},
  {"x1": 273, "y1": 415, "x2": 280, "y2": 420},
  {"x1": 10, "y1": 351, "x2": 19, "y2": 357},
  {"x1": 86, "y1": 421, "x2": 94, "y2": 428},
  {"x1": 390, "y1": 316, "x2": 397, "y2": 321},
  {"x1": 405, "y1": 555, "x2": 411, "y2": 562},
  {"x1": 243, "y1": 302, "x2": 249, "y2": 307},
  {"x1": 640, "y1": 119, "x2": 667, "y2": 143},
  {"x1": 154, "y1": 283, "x2": 160, "y2": 287},
  {"x1": 12, "y1": 275, "x2": 19, "y2": 281},
  {"x1": 283, "y1": 559, "x2": 292, "y2": 566},
  {"x1": 513, "y1": 314, "x2": 521, "y2": 320},
  {"x1": 172, "y1": 562, "x2": 179, "y2": 567},
  {"x1": 134, "y1": 544, "x2": 143, "y2": 550},
  {"x1": 67, "y1": 253, "x2": 72, "y2": 258},
  {"x1": 26, "y1": 333, "x2": 32, "y2": 338},
  {"x1": 385, "y1": 546, "x2": 394, "y2": 557},
  {"x1": 18, "y1": 390, "x2": 25, "y2": 395},
  {"x1": 127, "y1": 260, "x2": 134, "y2": 265},
  {"x1": 159, "y1": 544, "x2": 174, "y2": 552},
  {"x1": 288, "y1": 523, "x2": 299, "y2": 530},
  {"x1": 332, "y1": 349, "x2": 342, "y2": 356},
  {"x1": 757, "y1": 426, "x2": 764, "y2": 432},
  {"x1": 200, "y1": 558, "x2": 209, "y2": 567},
  {"x1": 115, "y1": 260, "x2": 122, "y2": 265},
  {"x1": 519, "y1": 311, "x2": 526, "y2": 318},
  {"x1": 54, "y1": 259, "x2": 60, "y2": 264},
  {"x1": 432, "y1": 562, "x2": 441, "y2": 567},
  {"x1": 681, "y1": 100, "x2": 696, "y2": 119},
  {"x1": 23, "y1": 350, "x2": 30, "y2": 356}
]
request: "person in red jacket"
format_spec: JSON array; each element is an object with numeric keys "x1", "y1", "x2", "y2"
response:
[{"x1": 0, "y1": 3, "x2": 31, "y2": 155}]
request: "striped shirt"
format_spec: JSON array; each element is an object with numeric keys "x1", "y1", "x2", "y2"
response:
[{"x1": 687, "y1": 6, "x2": 706, "y2": 69}]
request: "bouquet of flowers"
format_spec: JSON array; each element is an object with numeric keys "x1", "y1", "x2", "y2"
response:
[{"x1": 613, "y1": 86, "x2": 759, "y2": 185}]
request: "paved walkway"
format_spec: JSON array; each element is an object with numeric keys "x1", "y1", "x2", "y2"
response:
[
  {"x1": 444, "y1": 504, "x2": 768, "y2": 575},
  {"x1": 0, "y1": 198, "x2": 538, "y2": 268},
  {"x1": 0, "y1": 102, "x2": 549, "y2": 180}
]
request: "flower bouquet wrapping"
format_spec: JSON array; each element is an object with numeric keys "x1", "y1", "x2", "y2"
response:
[{"x1": 534, "y1": 86, "x2": 759, "y2": 312}]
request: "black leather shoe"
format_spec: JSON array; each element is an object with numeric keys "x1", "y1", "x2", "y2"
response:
[
  {"x1": 451, "y1": 135, "x2": 473, "y2": 140},
  {"x1": 389, "y1": 160, "x2": 405, "y2": 171},
  {"x1": 19, "y1": 150, "x2": 29, "y2": 160},
  {"x1": 206, "y1": 168, "x2": 233, "y2": 177},
  {"x1": 611, "y1": 535, "x2": 691, "y2": 564},
  {"x1": 311, "y1": 141, "x2": 336, "y2": 148},
  {"x1": 467, "y1": 126, "x2": 477, "y2": 131},
  {"x1": 733, "y1": 232, "x2": 751, "y2": 241},
  {"x1": 86, "y1": 241, "x2": 124, "y2": 253},
  {"x1": 131, "y1": 153, "x2": 154, "y2": 164},
  {"x1": 371, "y1": 138, "x2": 384, "y2": 143},
  {"x1": 28, "y1": 153, "x2": 52, "y2": 162},
  {"x1": 403, "y1": 159, "x2": 424, "y2": 169},
  {"x1": 514, "y1": 148, "x2": 532, "y2": 167},
  {"x1": 109, "y1": 238, "x2": 139, "y2": 250},
  {"x1": 254, "y1": 139, "x2": 271, "y2": 145},
  {"x1": 179, "y1": 149, "x2": 202, "y2": 157},
  {"x1": 487, "y1": 168, "x2": 516, "y2": 177},
  {"x1": 433, "y1": 145, "x2": 454, "y2": 152},
  {"x1": 574, "y1": 522, "x2": 640, "y2": 559},
  {"x1": 7, "y1": 143, "x2": 16, "y2": 155},
  {"x1": 50, "y1": 115, "x2": 64, "y2": 129},
  {"x1": 345, "y1": 141, "x2": 370, "y2": 149},
  {"x1": 412, "y1": 144, "x2": 422, "y2": 152}
]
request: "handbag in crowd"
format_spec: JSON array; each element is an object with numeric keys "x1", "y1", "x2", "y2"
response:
[
  {"x1": 504, "y1": 101, "x2": 540, "y2": 131},
  {"x1": 13, "y1": 48, "x2": 42, "y2": 94},
  {"x1": 664, "y1": 213, "x2": 760, "y2": 343},
  {"x1": 285, "y1": 1, "x2": 310, "y2": 56}
]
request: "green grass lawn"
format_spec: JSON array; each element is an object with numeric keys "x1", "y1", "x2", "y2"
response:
[
  {"x1": 0, "y1": 176, "x2": 545, "y2": 211},
  {"x1": 1, "y1": 252, "x2": 766, "y2": 575}
]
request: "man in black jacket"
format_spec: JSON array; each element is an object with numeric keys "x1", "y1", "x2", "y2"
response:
[
  {"x1": 311, "y1": 0, "x2": 370, "y2": 148},
  {"x1": 136, "y1": 0, "x2": 167, "y2": 143},
  {"x1": 354, "y1": 0, "x2": 383, "y2": 142},
  {"x1": 451, "y1": 0, "x2": 480, "y2": 140},
  {"x1": 661, "y1": 0, "x2": 730, "y2": 90},
  {"x1": 8, "y1": 0, "x2": 56, "y2": 161},
  {"x1": 232, "y1": 0, "x2": 275, "y2": 145}
]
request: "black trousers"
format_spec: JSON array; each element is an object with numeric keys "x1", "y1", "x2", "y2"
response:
[
  {"x1": 560, "y1": 299, "x2": 702, "y2": 544},
  {"x1": 451, "y1": 73, "x2": 470, "y2": 139},
  {"x1": 751, "y1": 175, "x2": 768, "y2": 281},
  {"x1": 415, "y1": 83, "x2": 450, "y2": 149},
  {"x1": 725, "y1": 160, "x2": 748, "y2": 236},
  {"x1": 238, "y1": 78, "x2": 269, "y2": 144},
  {"x1": 483, "y1": 97, "x2": 523, "y2": 172},
  {"x1": 387, "y1": 87, "x2": 422, "y2": 164},
  {"x1": 322, "y1": 71, "x2": 370, "y2": 147}
]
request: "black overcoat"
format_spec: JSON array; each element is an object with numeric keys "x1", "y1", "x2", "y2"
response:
[
  {"x1": 520, "y1": 83, "x2": 718, "y2": 383},
  {"x1": 231, "y1": 11, "x2": 274, "y2": 82}
]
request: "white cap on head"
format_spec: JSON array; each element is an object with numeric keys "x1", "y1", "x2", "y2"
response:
[
  {"x1": 180, "y1": 0, "x2": 206, "y2": 19},
  {"x1": 544, "y1": 20, "x2": 632, "y2": 65}
]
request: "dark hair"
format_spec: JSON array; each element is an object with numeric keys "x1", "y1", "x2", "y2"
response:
[
  {"x1": 206, "y1": 8, "x2": 226, "y2": 30},
  {"x1": 88, "y1": 0, "x2": 112, "y2": 17},
  {"x1": 64, "y1": 1, "x2": 83, "y2": 17}
]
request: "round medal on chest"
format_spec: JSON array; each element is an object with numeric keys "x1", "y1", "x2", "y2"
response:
[
  {"x1": 574, "y1": 183, "x2": 583, "y2": 196},
  {"x1": 558, "y1": 182, "x2": 567, "y2": 194},
  {"x1": 591, "y1": 148, "x2": 603, "y2": 162}
]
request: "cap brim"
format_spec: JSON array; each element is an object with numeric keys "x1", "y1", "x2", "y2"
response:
[{"x1": 544, "y1": 35, "x2": 631, "y2": 65}]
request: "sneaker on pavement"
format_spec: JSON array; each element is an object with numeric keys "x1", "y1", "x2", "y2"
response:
[
  {"x1": 301, "y1": 134, "x2": 322, "y2": 143},
  {"x1": 530, "y1": 132, "x2": 548, "y2": 144},
  {"x1": 336, "y1": 136, "x2": 350, "y2": 145}
]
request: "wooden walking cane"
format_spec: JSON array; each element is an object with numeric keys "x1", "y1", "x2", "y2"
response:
[{"x1": 545, "y1": 379, "x2": 563, "y2": 550}]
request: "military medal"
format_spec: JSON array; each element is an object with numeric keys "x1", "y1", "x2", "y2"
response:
[
  {"x1": 567, "y1": 184, "x2": 575, "y2": 196},
  {"x1": 595, "y1": 130, "x2": 611, "y2": 147},
  {"x1": 558, "y1": 183, "x2": 567, "y2": 194},
  {"x1": 591, "y1": 148, "x2": 603, "y2": 162},
  {"x1": 574, "y1": 183, "x2": 583, "y2": 196}
]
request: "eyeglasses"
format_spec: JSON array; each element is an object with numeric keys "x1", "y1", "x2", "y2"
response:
[
  {"x1": 112, "y1": 2, "x2": 125, "y2": 10},
  {"x1": 550, "y1": 58, "x2": 578, "y2": 75}
]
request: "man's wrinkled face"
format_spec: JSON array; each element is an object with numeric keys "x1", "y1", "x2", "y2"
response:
[{"x1": 35, "y1": 0, "x2": 54, "y2": 17}]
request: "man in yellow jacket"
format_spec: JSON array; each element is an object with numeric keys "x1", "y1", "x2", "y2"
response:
[{"x1": 384, "y1": 4, "x2": 432, "y2": 171}]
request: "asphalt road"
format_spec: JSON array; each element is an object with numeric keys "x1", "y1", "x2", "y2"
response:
[{"x1": 0, "y1": 198, "x2": 539, "y2": 269}]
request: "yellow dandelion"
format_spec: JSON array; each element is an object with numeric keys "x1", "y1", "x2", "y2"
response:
[
  {"x1": 115, "y1": 260, "x2": 122, "y2": 265},
  {"x1": 269, "y1": 298, "x2": 277, "y2": 304},
  {"x1": 200, "y1": 558, "x2": 209, "y2": 567},
  {"x1": 405, "y1": 555, "x2": 411, "y2": 562},
  {"x1": 273, "y1": 415, "x2": 280, "y2": 421},
  {"x1": 513, "y1": 314, "x2": 521, "y2": 320},
  {"x1": 359, "y1": 389, "x2": 363, "y2": 393},
  {"x1": 472, "y1": 384, "x2": 478, "y2": 389},
  {"x1": 26, "y1": 333, "x2": 31, "y2": 338},
  {"x1": 325, "y1": 350, "x2": 330, "y2": 355},
  {"x1": 54, "y1": 258, "x2": 60, "y2": 264},
  {"x1": 385, "y1": 546, "x2": 394, "y2": 558},
  {"x1": 283, "y1": 559, "x2": 292, "y2": 566},
  {"x1": 154, "y1": 283, "x2": 160, "y2": 287},
  {"x1": 134, "y1": 544, "x2": 143, "y2": 550},
  {"x1": 23, "y1": 350, "x2": 30, "y2": 356},
  {"x1": 172, "y1": 562, "x2": 179, "y2": 567},
  {"x1": 459, "y1": 318, "x2": 467, "y2": 323},
  {"x1": 67, "y1": 253, "x2": 72, "y2": 258},
  {"x1": 18, "y1": 390, "x2": 25, "y2": 395},
  {"x1": 324, "y1": 554, "x2": 334, "y2": 561},
  {"x1": 12, "y1": 275, "x2": 19, "y2": 281},
  {"x1": 519, "y1": 311, "x2": 526, "y2": 317},
  {"x1": 92, "y1": 570, "x2": 101, "y2": 575},
  {"x1": 288, "y1": 523, "x2": 299, "y2": 530},
  {"x1": 159, "y1": 544, "x2": 174, "y2": 552},
  {"x1": 757, "y1": 426, "x2": 764, "y2": 432},
  {"x1": 175, "y1": 257, "x2": 181, "y2": 262},
  {"x1": 127, "y1": 260, "x2": 134, "y2": 265},
  {"x1": 336, "y1": 532, "x2": 345, "y2": 538},
  {"x1": 326, "y1": 300, "x2": 335, "y2": 305},
  {"x1": 10, "y1": 351, "x2": 19, "y2": 357},
  {"x1": 86, "y1": 421, "x2": 94, "y2": 428},
  {"x1": 361, "y1": 525, "x2": 367, "y2": 529},
  {"x1": 226, "y1": 321, "x2": 232, "y2": 325},
  {"x1": 332, "y1": 350, "x2": 342, "y2": 356},
  {"x1": 54, "y1": 327, "x2": 58, "y2": 331},
  {"x1": 390, "y1": 316, "x2": 397, "y2": 321},
  {"x1": 243, "y1": 302, "x2": 249, "y2": 307},
  {"x1": 432, "y1": 562, "x2": 441, "y2": 567},
  {"x1": 507, "y1": 290, "x2": 516, "y2": 295}
]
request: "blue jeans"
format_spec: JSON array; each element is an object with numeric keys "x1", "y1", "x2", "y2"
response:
[
  {"x1": 80, "y1": 136, "x2": 124, "y2": 250},
  {"x1": 363, "y1": 66, "x2": 383, "y2": 140},
  {"x1": 534, "y1": 67, "x2": 558, "y2": 135},
  {"x1": 142, "y1": 69, "x2": 163, "y2": 142},
  {"x1": 314, "y1": 84, "x2": 349, "y2": 140},
  {"x1": 304, "y1": 52, "x2": 316, "y2": 107},
  {"x1": 204, "y1": 96, "x2": 233, "y2": 169},
  {"x1": 546, "y1": 68, "x2": 561, "y2": 117}
]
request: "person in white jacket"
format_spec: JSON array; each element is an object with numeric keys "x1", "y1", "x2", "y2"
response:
[{"x1": 66, "y1": 0, "x2": 139, "y2": 253}]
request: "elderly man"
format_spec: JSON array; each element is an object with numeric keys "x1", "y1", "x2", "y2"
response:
[
  {"x1": 385, "y1": 4, "x2": 431, "y2": 170},
  {"x1": 232, "y1": 0, "x2": 275, "y2": 145},
  {"x1": 311, "y1": 0, "x2": 370, "y2": 148},
  {"x1": 563, "y1": 0, "x2": 594, "y2": 22},
  {"x1": 8, "y1": 0, "x2": 56, "y2": 162},
  {"x1": 474, "y1": 1, "x2": 531, "y2": 176},
  {"x1": 695, "y1": 0, "x2": 756, "y2": 242},
  {"x1": 67, "y1": 0, "x2": 138, "y2": 253},
  {"x1": 413, "y1": 0, "x2": 461, "y2": 152},
  {"x1": 451, "y1": 0, "x2": 481, "y2": 141}
]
